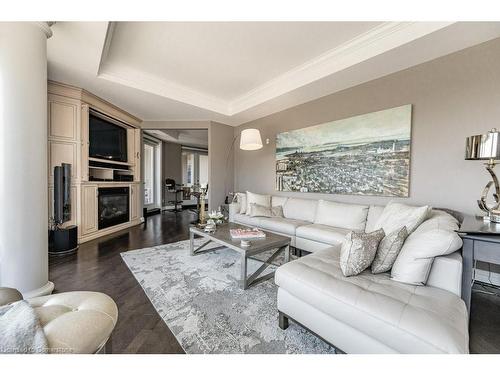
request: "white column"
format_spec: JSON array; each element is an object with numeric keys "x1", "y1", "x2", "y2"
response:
[{"x1": 0, "y1": 22, "x2": 54, "y2": 297}]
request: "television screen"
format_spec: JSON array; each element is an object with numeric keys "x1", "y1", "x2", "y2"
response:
[{"x1": 89, "y1": 113, "x2": 127, "y2": 162}]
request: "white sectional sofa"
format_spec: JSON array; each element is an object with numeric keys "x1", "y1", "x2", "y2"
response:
[{"x1": 229, "y1": 195, "x2": 469, "y2": 353}]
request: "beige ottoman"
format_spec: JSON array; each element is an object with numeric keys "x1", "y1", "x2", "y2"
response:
[{"x1": 0, "y1": 288, "x2": 118, "y2": 354}]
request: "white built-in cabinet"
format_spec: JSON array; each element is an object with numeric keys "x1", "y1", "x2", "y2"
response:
[
  {"x1": 81, "y1": 185, "x2": 98, "y2": 235},
  {"x1": 48, "y1": 81, "x2": 143, "y2": 244},
  {"x1": 130, "y1": 184, "x2": 139, "y2": 221}
]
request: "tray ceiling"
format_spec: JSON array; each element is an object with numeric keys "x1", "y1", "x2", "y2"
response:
[{"x1": 47, "y1": 21, "x2": 500, "y2": 125}]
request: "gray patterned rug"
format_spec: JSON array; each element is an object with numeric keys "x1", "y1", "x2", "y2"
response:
[{"x1": 121, "y1": 239, "x2": 335, "y2": 354}]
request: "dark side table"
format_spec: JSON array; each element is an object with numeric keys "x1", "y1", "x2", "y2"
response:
[{"x1": 458, "y1": 215, "x2": 500, "y2": 315}]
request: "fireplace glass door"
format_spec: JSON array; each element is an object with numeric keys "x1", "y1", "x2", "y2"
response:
[{"x1": 98, "y1": 187, "x2": 130, "y2": 230}]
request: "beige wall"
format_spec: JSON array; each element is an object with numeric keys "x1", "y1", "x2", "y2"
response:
[
  {"x1": 209, "y1": 121, "x2": 234, "y2": 211},
  {"x1": 234, "y1": 37, "x2": 500, "y2": 216}
]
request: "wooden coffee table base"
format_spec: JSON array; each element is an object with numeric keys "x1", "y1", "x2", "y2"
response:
[{"x1": 189, "y1": 227, "x2": 290, "y2": 290}]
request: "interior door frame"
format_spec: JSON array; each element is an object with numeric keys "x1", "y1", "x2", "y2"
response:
[{"x1": 143, "y1": 135, "x2": 162, "y2": 210}]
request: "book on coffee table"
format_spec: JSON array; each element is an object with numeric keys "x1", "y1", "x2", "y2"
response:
[{"x1": 230, "y1": 228, "x2": 266, "y2": 239}]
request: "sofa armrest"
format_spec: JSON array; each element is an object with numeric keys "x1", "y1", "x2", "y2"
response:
[
  {"x1": 229, "y1": 202, "x2": 240, "y2": 222},
  {"x1": 0, "y1": 287, "x2": 23, "y2": 306},
  {"x1": 427, "y1": 251, "x2": 462, "y2": 297}
]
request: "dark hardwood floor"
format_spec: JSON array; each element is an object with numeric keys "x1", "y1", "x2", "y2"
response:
[
  {"x1": 49, "y1": 210, "x2": 195, "y2": 353},
  {"x1": 49, "y1": 210, "x2": 500, "y2": 354}
]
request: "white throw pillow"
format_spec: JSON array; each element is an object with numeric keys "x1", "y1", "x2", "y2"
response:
[
  {"x1": 235, "y1": 192, "x2": 247, "y2": 214},
  {"x1": 375, "y1": 202, "x2": 431, "y2": 235},
  {"x1": 246, "y1": 191, "x2": 271, "y2": 216},
  {"x1": 390, "y1": 210, "x2": 463, "y2": 285},
  {"x1": 314, "y1": 200, "x2": 369, "y2": 231}
]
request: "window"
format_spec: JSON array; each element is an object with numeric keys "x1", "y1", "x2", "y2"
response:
[
  {"x1": 144, "y1": 143, "x2": 154, "y2": 205},
  {"x1": 199, "y1": 154, "x2": 208, "y2": 187},
  {"x1": 143, "y1": 138, "x2": 161, "y2": 208},
  {"x1": 182, "y1": 149, "x2": 208, "y2": 188}
]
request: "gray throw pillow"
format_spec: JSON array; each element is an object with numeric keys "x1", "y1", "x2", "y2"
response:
[
  {"x1": 249, "y1": 203, "x2": 284, "y2": 218},
  {"x1": 371, "y1": 226, "x2": 408, "y2": 274},
  {"x1": 271, "y1": 205, "x2": 284, "y2": 218},
  {"x1": 249, "y1": 203, "x2": 272, "y2": 217},
  {"x1": 340, "y1": 229, "x2": 385, "y2": 277}
]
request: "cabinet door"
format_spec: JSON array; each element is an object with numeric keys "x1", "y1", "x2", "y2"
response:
[
  {"x1": 130, "y1": 184, "x2": 137, "y2": 221},
  {"x1": 81, "y1": 104, "x2": 89, "y2": 181},
  {"x1": 130, "y1": 184, "x2": 141, "y2": 221},
  {"x1": 134, "y1": 129, "x2": 141, "y2": 182},
  {"x1": 48, "y1": 94, "x2": 81, "y2": 141},
  {"x1": 82, "y1": 185, "x2": 98, "y2": 235}
]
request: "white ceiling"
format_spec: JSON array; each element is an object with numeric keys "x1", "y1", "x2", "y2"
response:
[
  {"x1": 106, "y1": 22, "x2": 382, "y2": 101},
  {"x1": 47, "y1": 21, "x2": 500, "y2": 126}
]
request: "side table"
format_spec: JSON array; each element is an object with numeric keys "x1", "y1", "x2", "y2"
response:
[{"x1": 458, "y1": 215, "x2": 500, "y2": 315}]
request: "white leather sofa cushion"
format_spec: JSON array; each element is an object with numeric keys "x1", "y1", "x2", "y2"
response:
[
  {"x1": 375, "y1": 202, "x2": 431, "y2": 234},
  {"x1": 27, "y1": 291, "x2": 118, "y2": 354},
  {"x1": 426, "y1": 252, "x2": 463, "y2": 296},
  {"x1": 258, "y1": 217, "x2": 310, "y2": 236},
  {"x1": 283, "y1": 198, "x2": 318, "y2": 222},
  {"x1": 365, "y1": 205, "x2": 384, "y2": 233},
  {"x1": 296, "y1": 224, "x2": 350, "y2": 245},
  {"x1": 246, "y1": 191, "x2": 270, "y2": 215},
  {"x1": 391, "y1": 210, "x2": 463, "y2": 285},
  {"x1": 314, "y1": 200, "x2": 369, "y2": 231},
  {"x1": 295, "y1": 237, "x2": 333, "y2": 253},
  {"x1": 233, "y1": 213, "x2": 262, "y2": 227},
  {"x1": 275, "y1": 247, "x2": 469, "y2": 353},
  {"x1": 272, "y1": 195, "x2": 289, "y2": 207}
]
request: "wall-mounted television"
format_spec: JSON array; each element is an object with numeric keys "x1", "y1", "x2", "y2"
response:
[{"x1": 89, "y1": 111, "x2": 128, "y2": 162}]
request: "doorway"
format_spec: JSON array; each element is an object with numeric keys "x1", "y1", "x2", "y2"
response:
[
  {"x1": 143, "y1": 136, "x2": 162, "y2": 211},
  {"x1": 142, "y1": 129, "x2": 208, "y2": 211}
]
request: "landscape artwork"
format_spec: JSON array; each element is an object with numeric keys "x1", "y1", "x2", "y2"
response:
[{"x1": 275, "y1": 105, "x2": 412, "y2": 197}]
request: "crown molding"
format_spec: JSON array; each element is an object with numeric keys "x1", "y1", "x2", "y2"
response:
[
  {"x1": 33, "y1": 22, "x2": 53, "y2": 38},
  {"x1": 96, "y1": 21, "x2": 454, "y2": 117},
  {"x1": 98, "y1": 64, "x2": 229, "y2": 115},
  {"x1": 228, "y1": 22, "x2": 454, "y2": 115},
  {"x1": 97, "y1": 22, "x2": 114, "y2": 75}
]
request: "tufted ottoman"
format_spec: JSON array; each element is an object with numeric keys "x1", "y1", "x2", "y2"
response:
[{"x1": 0, "y1": 288, "x2": 118, "y2": 354}]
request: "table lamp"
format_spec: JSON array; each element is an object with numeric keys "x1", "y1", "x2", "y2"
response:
[{"x1": 465, "y1": 128, "x2": 500, "y2": 222}]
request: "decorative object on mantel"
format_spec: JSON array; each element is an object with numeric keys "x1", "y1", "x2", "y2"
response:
[
  {"x1": 224, "y1": 129, "x2": 264, "y2": 203},
  {"x1": 275, "y1": 105, "x2": 412, "y2": 197},
  {"x1": 465, "y1": 128, "x2": 500, "y2": 222},
  {"x1": 204, "y1": 208, "x2": 225, "y2": 233},
  {"x1": 208, "y1": 209, "x2": 225, "y2": 224},
  {"x1": 198, "y1": 185, "x2": 208, "y2": 225}
]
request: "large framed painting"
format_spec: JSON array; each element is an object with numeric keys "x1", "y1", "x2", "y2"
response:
[{"x1": 275, "y1": 104, "x2": 412, "y2": 197}]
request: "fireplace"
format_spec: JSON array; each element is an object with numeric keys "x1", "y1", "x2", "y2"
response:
[{"x1": 98, "y1": 187, "x2": 130, "y2": 230}]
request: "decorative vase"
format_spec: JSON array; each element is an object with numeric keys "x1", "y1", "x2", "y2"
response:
[{"x1": 199, "y1": 193, "x2": 206, "y2": 224}]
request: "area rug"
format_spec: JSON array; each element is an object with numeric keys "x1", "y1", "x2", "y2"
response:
[{"x1": 121, "y1": 239, "x2": 335, "y2": 354}]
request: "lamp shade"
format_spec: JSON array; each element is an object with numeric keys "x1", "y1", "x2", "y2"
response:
[
  {"x1": 465, "y1": 128, "x2": 500, "y2": 160},
  {"x1": 240, "y1": 128, "x2": 263, "y2": 151}
]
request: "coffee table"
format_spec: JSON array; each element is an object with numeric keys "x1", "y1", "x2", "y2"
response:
[{"x1": 189, "y1": 222, "x2": 291, "y2": 289}]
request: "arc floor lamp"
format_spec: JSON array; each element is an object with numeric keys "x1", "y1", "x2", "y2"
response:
[{"x1": 224, "y1": 128, "x2": 263, "y2": 203}]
